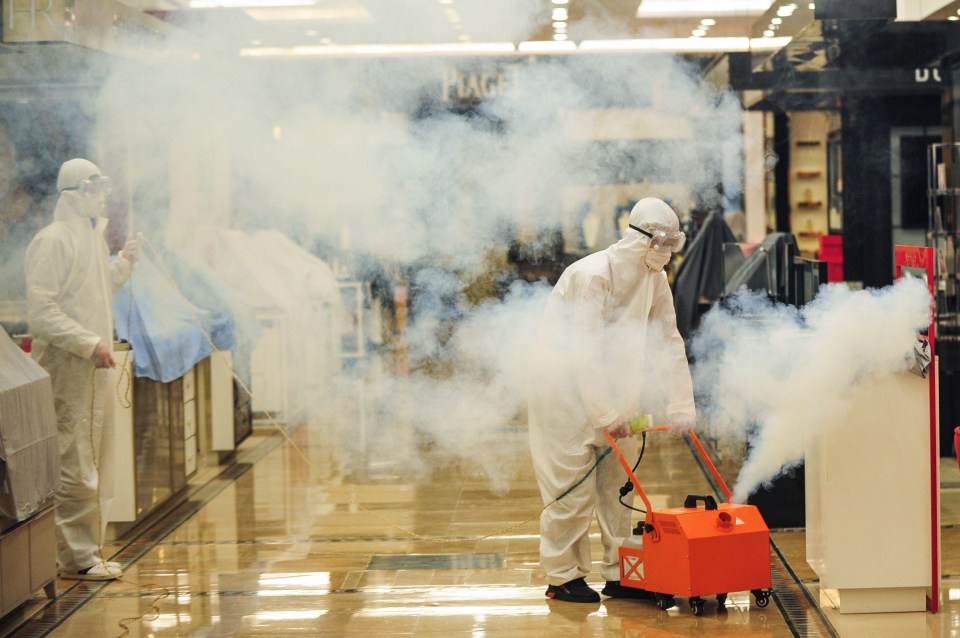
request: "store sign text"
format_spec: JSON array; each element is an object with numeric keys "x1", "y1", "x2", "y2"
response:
[
  {"x1": 441, "y1": 67, "x2": 512, "y2": 103},
  {"x1": 914, "y1": 67, "x2": 941, "y2": 83}
]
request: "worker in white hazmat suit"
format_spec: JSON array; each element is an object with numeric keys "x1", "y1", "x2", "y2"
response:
[
  {"x1": 24, "y1": 158, "x2": 139, "y2": 581},
  {"x1": 528, "y1": 197, "x2": 696, "y2": 603}
]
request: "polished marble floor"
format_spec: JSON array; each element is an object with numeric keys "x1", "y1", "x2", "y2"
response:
[{"x1": 4, "y1": 416, "x2": 960, "y2": 638}]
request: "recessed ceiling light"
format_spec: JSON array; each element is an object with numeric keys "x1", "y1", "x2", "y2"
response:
[
  {"x1": 692, "y1": 28, "x2": 706, "y2": 36},
  {"x1": 950, "y1": 15, "x2": 959, "y2": 20},
  {"x1": 553, "y1": 21, "x2": 567, "y2": 29},
  {"x1": 553, "y1": 32, "x2": 568, "y2": 40},
  {"x1": 700, "y1": 18, "x2": 716, "y2": 25},
  {"x1": 763, "y1": 29, "x2": 775, "y2": 37},
  {"x1": 552, "y1": 7, "x2": 568, "y2": 20},
  {"x1": 771, "y1": 17, "x2": 782, "y2": 24},
  {"x1": 551, "y1": 0, "x2": 569, "y2": 4}
]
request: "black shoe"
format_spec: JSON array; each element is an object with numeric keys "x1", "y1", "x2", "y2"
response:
[
  {"x1": 601, "y1": 580, "x2": 653, "y2": 599},
  {"x1": 546, "y1": 578, "x2": 601, "y2": 603}
]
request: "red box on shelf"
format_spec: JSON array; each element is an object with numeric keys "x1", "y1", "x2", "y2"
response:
[{"x1": 818, "y1": 235, "x2": 844, "y2": 282}]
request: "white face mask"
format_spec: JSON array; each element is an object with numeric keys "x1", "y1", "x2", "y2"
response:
[
  {"x1": 84, "y1": 192, "x2": 106, "y2": 218},
  {"x1": 643, "y1": 248, "x2": 671, "y2": 272}
]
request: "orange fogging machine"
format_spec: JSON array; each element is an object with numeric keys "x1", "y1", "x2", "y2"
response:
[{"x1": 604, "y1": 426, "x2": 773, "y2": 615}]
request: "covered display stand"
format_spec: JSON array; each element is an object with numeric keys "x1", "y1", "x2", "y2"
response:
[{"x1": 805, "y1": 245, "x2": 940, "y2": 613}]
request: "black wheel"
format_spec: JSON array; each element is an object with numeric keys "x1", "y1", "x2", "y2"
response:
[
  {"x1": 756, "y1": 595, "x2": 770, "y2": 608},
  {"x1": 691, "y1": 599, "x2": 705, "y2": 616},
  {"x1": 655, "y1": 594, "x2": 675, "y2": 610},
  {"x1": 716, "y1": 593, "x2": 727, "y2": 606}
]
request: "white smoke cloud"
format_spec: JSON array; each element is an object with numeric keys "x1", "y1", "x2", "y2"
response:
[
  {"x1": 1, "y1": 6, "x2": 748, "y2": 492},
  {"x1": 690, "y1": 277, "x2": 932, "y2": 503}
]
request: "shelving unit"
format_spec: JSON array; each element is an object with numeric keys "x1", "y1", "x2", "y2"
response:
[
  {"x1": 928, "y1": 143, "x2": 960, "y2": 457},
  {"x1": 790, "y1": 112, "x2": 831, "y2": 257}
]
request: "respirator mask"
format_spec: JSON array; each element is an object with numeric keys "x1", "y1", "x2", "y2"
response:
[{"x1": 630, "y1": 224, "x2": 685, "y2": 272}]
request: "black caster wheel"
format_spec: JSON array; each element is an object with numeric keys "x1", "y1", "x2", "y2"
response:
[
  {"x1": 716, "y1": 593, "x2": 727, "y2": 606},
  {"x1": 655, "y1": 594, "x2": 675, "y2": 610},
  {"x1": 751, "y1": 589, "x2": 771, "y2": 608},
  {"x1": 691, "y1": 598, "x2": 705, "y2": 616}
]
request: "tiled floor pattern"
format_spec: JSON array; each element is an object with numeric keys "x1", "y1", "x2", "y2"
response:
[{"x1": 2, "y1": 421, "x2": 959, "y2": 637}]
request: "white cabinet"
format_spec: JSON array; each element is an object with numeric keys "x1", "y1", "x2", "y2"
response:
[
  {"x1": 805, "y1": 371, "x2": 936, "y2": 613},
  {"x1": 206, "y1": 351, "x2": 236, "y2": 452},
  {"x1": 109, "y1": 348, "x2": 136, "y2": 523},
  {"x1": 0, "y1": 505, "x2": 56, "y2": 618},
  {"x1": 183, "y1": 367, "x2": 198, "y2": 478}
]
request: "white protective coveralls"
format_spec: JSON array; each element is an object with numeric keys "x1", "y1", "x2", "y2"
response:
[
  {"x1": 24, "y1": 159, "x2": 132, "y2": 572},
  {"x1": 528, "y1": 197, "x2": 696, "y2": 586}
]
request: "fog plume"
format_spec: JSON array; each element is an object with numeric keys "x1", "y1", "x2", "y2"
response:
[
  {"x1": 690, "y1": 277, "x2": 931, "y2": 503},
  {"x1": 0, "y1": 4, "x2": 748, "y2": 491}
]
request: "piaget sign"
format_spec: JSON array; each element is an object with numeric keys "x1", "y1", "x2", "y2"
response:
[{"x1": 441, "y1": 65, "x2": 517, "y2": 103}]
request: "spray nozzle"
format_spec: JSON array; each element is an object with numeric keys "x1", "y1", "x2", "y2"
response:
[{"x1": 629, "y1": 414, "x2": 654, "y2": 435}]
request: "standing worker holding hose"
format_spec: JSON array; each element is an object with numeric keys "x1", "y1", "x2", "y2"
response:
[
  {"x1": 528, "y1": 197, "x2": 696, "y2": 603},
  {"x1": 24, "y1": 158, "x2": 139, "y2": 581}
]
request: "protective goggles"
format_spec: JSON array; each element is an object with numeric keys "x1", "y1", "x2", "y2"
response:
[
  {"x1": 629, "y1": 224, "x2": 686, "y2": 253},
  {"x1": 62, "y1": 176, "x2": 112, "y2": 196}
]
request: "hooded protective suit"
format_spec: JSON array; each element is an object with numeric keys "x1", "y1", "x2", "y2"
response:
[
  {"x1": 24, "y1": 158, "x2": 132, "y2": 572},
  {"x1": 528, "y1": 197, "x2": 695, "y2": 587}
]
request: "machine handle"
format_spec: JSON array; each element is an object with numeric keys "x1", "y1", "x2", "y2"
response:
[{"x1": 683, "y1": 494, "x2": 718, "y2": 510}]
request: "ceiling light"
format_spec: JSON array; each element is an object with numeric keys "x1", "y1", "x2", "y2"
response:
[
  {"x1": 771, "y1": 17, "x2": 782, "y2": 24},
  {"x1": 552, "y1": 8, "x2": 568, "y2": 21},
  {"x1": 952, "y1": 15, "x2": 960, "y2": 20},
  {"x1": 808, "y1": 2, "x2": 815, "y2": 8},
  {"x1": 777, "y1": 4, "x2": 797, "y2": 17},
  {"x1": 192, "y1": 0, "x2": 312, "y2": 6},
  {"x1": 763, "y1": 29, "x2": 775, "y2": 36},
  {"x1": 692, "y1": 29, "x2": 706, "y2": 36},
  {"x1": 552, "y1": 0, "x2": 569, "y2": 4},
  {"x1": 579, "y1": 36, "x2": 790, "y2": 53},
  {"x1": 700, "y1": 18, "x2": 716, "y2": 25},
  {"x1": 637, "y1": 0, "x2": 771, "y2": 18},
  {"x1": 553, "y1": 21, "x2": 567, "y2": 29},
  {"x1": 518, "y1": 40, "x2": 576, "y2": 52},
  {"x1": 553, "y1": 33, "x2": 568, "y2": 40},
  {"x1": 241, "y1": 41, "x2": 517, "y2": 58}
]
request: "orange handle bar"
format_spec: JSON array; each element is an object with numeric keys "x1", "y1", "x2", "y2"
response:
[{"x1": 604, "y1": 426, "x2": 733, "y2": 505}]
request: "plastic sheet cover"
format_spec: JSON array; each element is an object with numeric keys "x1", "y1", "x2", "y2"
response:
[
  {"x1": 673, "y1": 212, "x2": 738, "y2": 340},
  {"x1": 113, "y1": 253, "x2": 214, "y2": 382},
  {"x1": 0, "y1": 331, "x2": 59, "y2": 521}
]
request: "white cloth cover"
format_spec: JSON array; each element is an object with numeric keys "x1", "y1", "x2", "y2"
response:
[
  {"x1": 24, "y1": 190, "x2": 132, "y2": 570},
  {"x1": 528, "y1": 199, "x2": 695, "y2": 585},
  {"x1": 0, "y1": 332, "x2": 59, "y2": 522}
]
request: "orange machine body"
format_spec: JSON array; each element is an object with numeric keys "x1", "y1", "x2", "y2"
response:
[{"x1": 619, "y1": 502, "x2": 772, "y2": 598}]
